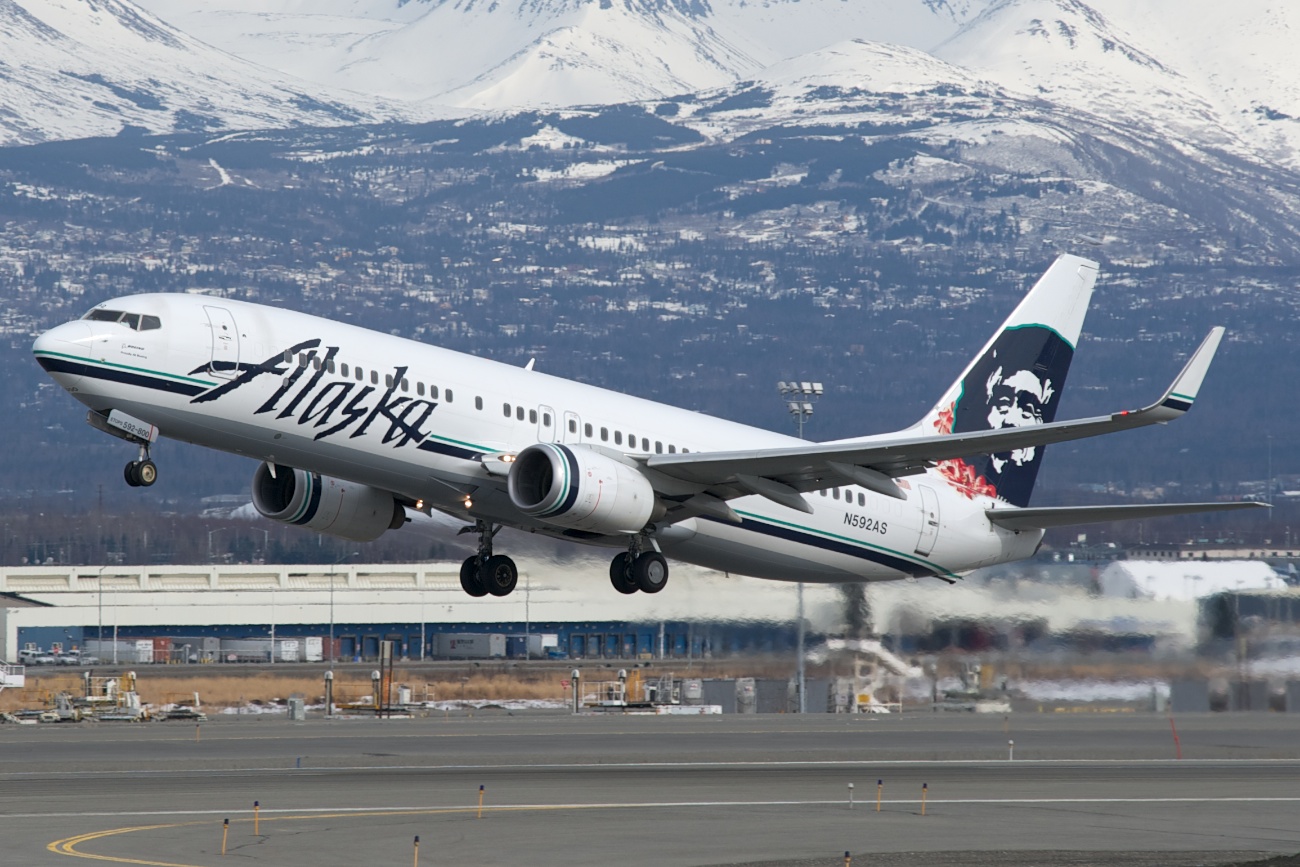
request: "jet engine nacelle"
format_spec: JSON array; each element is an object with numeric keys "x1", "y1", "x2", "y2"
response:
[
  {"x1": 252, "y1": 463, "x2": 405, "y2": 543},
  {"x1": 507, "y1": 443, "x2": 655, "y2": 535}
]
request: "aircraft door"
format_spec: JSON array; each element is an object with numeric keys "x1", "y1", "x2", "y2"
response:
[
  {"x1": 203, "y1": 306, "x2": 241, "y2": 379},
  {"x1": 562, "y1": 410, "x2": 582, "y2": 444},
  {"x1": 914, "y1": 484, "x2": 940, "y2": 557},
  {"x1": 538, "y1": 405, "x2": 556, "y2": 443}
]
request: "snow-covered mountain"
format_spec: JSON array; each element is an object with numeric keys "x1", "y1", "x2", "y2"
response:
[
  {"x1": 132, "y1": 0, "x2": 979, "y2": 108},
  {"x1": 0, "y1": 0, "x2": 432, "y2": 147},
  {"x1": 936, "y1": 0, "x2": 1300, "y2": 168},
  {"x1": 4, "y1": 0, "x2": 1300, "y2": 182}
]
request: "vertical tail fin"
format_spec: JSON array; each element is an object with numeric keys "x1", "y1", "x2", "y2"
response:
[{"x1": 919, "y1": 254, "x2": 1099, "y2": 507}]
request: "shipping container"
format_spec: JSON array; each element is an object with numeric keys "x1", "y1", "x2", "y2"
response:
[
  {"x1": 168, "y1": 637, "x2": 221, "y2": 663},
  {"x1": 219, "y1": 638, "x2": 301, "y2": 663},
  {"x1": 433, "y1": 633, "x2": 506, "y2": 659},
  {"x1": 83, "y1": 639, "x2": 153, "y2": 664},
  {"x1": 152, "y1": 637, "x2": 172, "y2": 664}
]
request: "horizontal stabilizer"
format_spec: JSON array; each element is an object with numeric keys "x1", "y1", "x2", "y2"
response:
[{"x1": 986, "y1": 501, "x2": 1268, "y2": 532}]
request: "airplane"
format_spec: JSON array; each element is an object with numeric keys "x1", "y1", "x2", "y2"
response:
[{"x1": 32, "y1": 253, "x2": 1263, "y2": 597}]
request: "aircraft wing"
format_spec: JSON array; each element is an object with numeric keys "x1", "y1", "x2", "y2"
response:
[
  {"x1": 644, "y1": 328, "x2": 1224, "y2": 516},
  {"x1": 986, "y1": 501, "x2": 1266, "y2": 531}
]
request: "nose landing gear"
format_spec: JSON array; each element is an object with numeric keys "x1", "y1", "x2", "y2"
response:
[{"x1": 124, "y1": 444, "x2": 157, "y2": 488}]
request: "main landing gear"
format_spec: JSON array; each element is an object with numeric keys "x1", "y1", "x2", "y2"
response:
[
  {"x1": 609, "y1": 537, "x2": 669, "y2": 595},
  {"x1": 458, "y1": 520, "x2": 518, "y2": 598},
  {"x1": 123, "y1": 443, "x2": 157, "y2": 488}
]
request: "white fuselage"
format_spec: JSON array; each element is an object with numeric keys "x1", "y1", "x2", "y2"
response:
[{"x1": 33, "y1": 294, "x2": 1042, "y2": 583}]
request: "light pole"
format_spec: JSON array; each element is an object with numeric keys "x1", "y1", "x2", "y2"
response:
[
  {"x1": 777, "y1": 380, "x2": 823, "y2": 713},
  {"x1": 207, "y1": 527, "x2": 229, "y2": 562},
  {"x1": 97, "y1": 565, "x2": 106, "y2": 653},
  {"x1": 329, "y1": 552, "x2": 358, "y2": 663},
  {"x1": 778, "y1": 380, "x2": 822, "y2": 439}
]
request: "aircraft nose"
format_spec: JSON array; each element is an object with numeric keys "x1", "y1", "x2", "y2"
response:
[{"x1": 33, "y1": 321, "x2": 93, "y2": 385}]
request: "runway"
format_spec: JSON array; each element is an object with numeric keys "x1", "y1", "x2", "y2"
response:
[{"x1": 3, "y1": 712, "x2": 1299, "y2": 866}]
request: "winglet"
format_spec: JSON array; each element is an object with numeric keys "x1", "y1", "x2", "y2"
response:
[{"x1": 1152, "y1": 327, "x2": 1223, "y2": 418}]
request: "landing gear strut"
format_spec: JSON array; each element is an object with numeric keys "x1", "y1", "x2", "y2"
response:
[
  {"x1": 123, "y1": 443, "x2": 157, "y2": 488},
  {"x1": 457, "y1": 520, "x2": 518, "y2": 597},
  {"x1": 609, "y1": 535, "x2": 669, "y2": 595}
]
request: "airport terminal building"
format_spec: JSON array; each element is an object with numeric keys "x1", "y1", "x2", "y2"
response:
[
  {"x1": 0, "y1": 561, "x2": 830, "y2": 664},
  {"x1": 5, "y1": 556, "x2": 1298, "y2": 665}
]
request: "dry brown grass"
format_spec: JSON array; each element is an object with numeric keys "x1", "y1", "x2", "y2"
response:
[{"x1": 1, "y1": 669, "x2": 569, "y2": 711}]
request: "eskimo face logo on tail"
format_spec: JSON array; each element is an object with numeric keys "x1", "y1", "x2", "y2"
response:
[
  {"x1": 188, "y1": 340, "x2": 439, "y2": 448},
  {"x1": 933, "y1": 326, "x2": 1074, "y2": 507}
]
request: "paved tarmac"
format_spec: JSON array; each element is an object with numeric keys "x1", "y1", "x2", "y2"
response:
[{"x1": 3, "y1": 710, "x2": 1299, "y2": 866}]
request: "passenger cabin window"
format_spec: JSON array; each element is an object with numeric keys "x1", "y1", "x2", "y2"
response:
[
  {"x1": 503, "y1": 403, "x2": 512, "y2": 418},
  {"x1": 475, "y1": 396, "x2": 483, "y2": 410},
  {"x1": 668, "y1": 445, "x2": 676, "y2": 453},
  {"x1": 355, "y1": 367, "x2": 364, "y2": 382},
  {"x1": 585, "y1": 423, "x2": 593, "y2": 438},
  {"x1": 284, "y1": 351, "x2": 293, "y2": 364},
  {"x1": 600, "y1": 427, "x2": 608, "y2": 442},
  {"x1": 529, "y1": 409, "x2": 537, "y2": 424},
  {"x1": 430, "y1": 385, "x2": 439, "y2": 400},
  {"x1": 312, "y1": 357, "x2": 322, "y2": 371},
  {"x1": 569, "y1": 419, "x2": 578, "y2": 434},
  {"x1": 417, "y1": 382, "x2": 425, "y2": 397},
  {"x1": 326, "y1": 359, "x2": 336, "y2": 374},
  {"x1": 400, "y1": 378, "x2": 409, "y2": 393},
  {"x1": 858, "y1": 493, "x2": 865, "y2": 507},
  {"x1": 371, "y1": 371, "x2": 379, "y2": 385},
  {"x1": 542, "y1": 412, "x2": 551, "y2": 426},
  {"x1": 833, "y1": 489, "x2": 840, "y2": 500},
  {"x1": 340, "y1": 363, "x2": 349, "y2": 378},
  {"x1": 445, "y1": 389, "x2": 453, "y2": 403},
  {"x1": 614, "y1": 431, "x2": 623, "y2": 445},
  {"x1": 385, "y1": 374, "x2": 393, "y2": 388},
  {"x1": 516, "y1": 406, "x2": 525, "y2": 421},
  {"x1": 655, "y1": 441, "x2": 663, "y2": 453}
]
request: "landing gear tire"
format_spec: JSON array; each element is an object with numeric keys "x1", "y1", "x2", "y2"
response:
[
  {"x1": 123, "y1": 459, "x2": 157, "y2": 488},
  {"x1": 631, "y1": 552, "x2": 669, "y2": 594},
  {"x1": 459, "y1": 556, "x2": 488, "y2": 598},
  {"x1": 481, "y1": 554, "x2": 518, "y2": 597},
  {"x1": 136, "y1": 460, "x2": 157, "y2": 486},
  {"x1": 609, "y1": 552, "x2": 638, "y2": 594}
]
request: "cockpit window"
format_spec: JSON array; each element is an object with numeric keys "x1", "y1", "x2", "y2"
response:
[{"x1": 83, "y1": 308, "x2": 162, "y2": 331}]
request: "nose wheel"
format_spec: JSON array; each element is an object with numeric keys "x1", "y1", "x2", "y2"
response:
[{"x1": 123, "y1": 443, "x2": 157, "y2": 488}]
